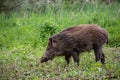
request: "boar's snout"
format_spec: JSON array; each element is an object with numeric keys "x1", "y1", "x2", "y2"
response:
[
  {"x1": 40, "y1": 50, "x2": 57, "y2": 63},
  {"x1": 40, "y1": 52, "x2": 55, "y2": 63},
  {"x1": 40, "y1": 56, "x2": 49, "y2": 63}
]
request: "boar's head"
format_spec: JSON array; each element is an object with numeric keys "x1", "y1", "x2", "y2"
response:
[{"x1": 40, "y1": 35, "x2": 62, "y2": 63}]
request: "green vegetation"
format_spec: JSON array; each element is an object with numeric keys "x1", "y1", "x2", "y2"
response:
[{"x1": 0, "y1": 2, "x2": 120, "y2": 80}]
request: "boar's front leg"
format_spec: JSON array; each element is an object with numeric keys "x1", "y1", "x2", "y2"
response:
[
  {"x1": 65, "y1": 54, "x2": 71, "y2": 65},
  {"x1": 70, "y1": 52, "x2": 79, "y2": 66}
]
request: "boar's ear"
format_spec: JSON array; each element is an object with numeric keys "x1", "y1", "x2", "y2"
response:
[
  {"x1": 49, "y1": 38, "x2": 52, "y2": 45},
  {"x1": 49, "y1": 37, "x2": 57, "y2": 47}
]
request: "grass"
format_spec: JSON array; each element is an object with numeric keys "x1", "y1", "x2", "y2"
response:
[
  {"x1": 0, "y1": 2, "x2": 120, "y2": 80},
  {"x1": 0, "y1": 47, "x2": 120, "y2": 79}
]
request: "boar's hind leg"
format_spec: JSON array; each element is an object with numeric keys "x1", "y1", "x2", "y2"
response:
[
  {"x1": 93, "y1": 45, "x2": 105, "y2": 64},
  {"x1": 65, "y1": 54, "x2": 71, "y2": 64},
  {"x1": 71, "y1": 52, "x2": 79, "y2": 66},
  {"x1": 101, "y1": 52, "x2": 105, "y2": 64}
]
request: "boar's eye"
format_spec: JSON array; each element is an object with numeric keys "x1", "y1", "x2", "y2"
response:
[{"x1": 49, "y1": 38, "x2": 57, "y2": 47}]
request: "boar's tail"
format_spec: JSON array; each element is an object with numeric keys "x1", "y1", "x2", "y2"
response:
[
  {"x1": 101, "y1": 30, "x2": 109, "y2": 44},
  {"x1": 106, "y1": 39, "x2": 108, "y2": 44},
  {"x1": 102, "y1": 29, "x2": 109, "y2": 44},
  {"x1": 105, "y1": 34, "x2": 109, "y2": 44}
]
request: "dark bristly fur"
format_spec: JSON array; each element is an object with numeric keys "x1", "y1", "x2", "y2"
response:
[{"x1": 40, "y1": 24, "x2": 108, "y2": 66}]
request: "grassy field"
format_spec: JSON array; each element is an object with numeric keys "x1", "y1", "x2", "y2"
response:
[{"x1": 0, "y1": 2, "x2": 120, "y2": 80}]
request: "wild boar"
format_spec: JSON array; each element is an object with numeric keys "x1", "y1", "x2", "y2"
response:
[{"x1": 40, "y1": 24, "x2": 108, "y2": 66}]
